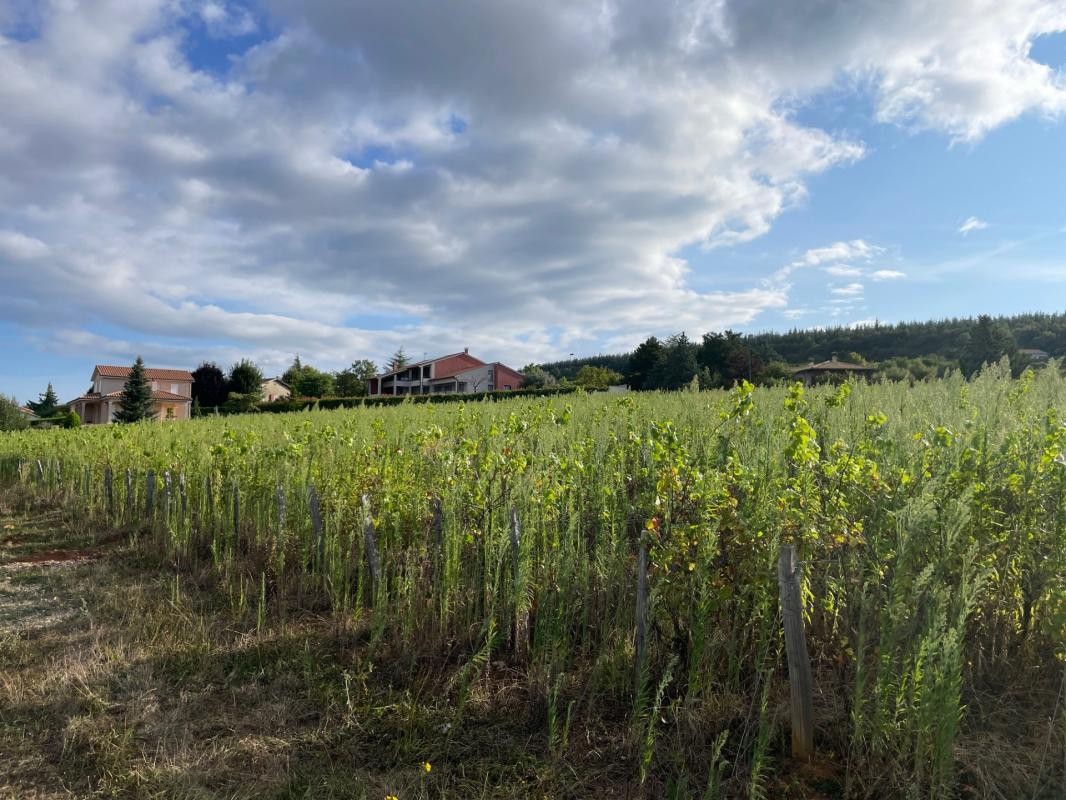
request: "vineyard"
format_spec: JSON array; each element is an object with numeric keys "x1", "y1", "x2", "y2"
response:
[{"x1": 2, "y1": 362, "x2": 1065, "y2": 798}]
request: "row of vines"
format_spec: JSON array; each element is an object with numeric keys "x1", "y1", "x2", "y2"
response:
[{"x1": 2, "y1": 361, "x2": 1065, "y2": 797}]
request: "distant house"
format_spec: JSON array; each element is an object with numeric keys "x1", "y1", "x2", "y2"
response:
[
  {"x1": 1018, "y1": 348, "x2": 1050, "y2": 362},
  {"x1": 18, "y1": 406, "x2": 38, "y2": 422},
  {"x1": 69, "y1": 365, "x2": 194, "y2": 424},
  {"x1": 261, "y1": 377, "x2": 291, "y2": 402},
  {"x1": 792, "y1": 355, "x2": 876, "y2": 386},
  {"x1": 367, "y1": 349, "x2": 524, "y2": 397}
]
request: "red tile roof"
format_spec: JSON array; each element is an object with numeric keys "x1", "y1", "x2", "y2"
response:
[
  {"x1": 72, "y1": 390, "x2": 191, "y2": 403},
  {"x1": 376, "y1": 351, "x2": 485, "y2": 379},
  {"x1": 93, "y1": 365, "x2": 194, "y2": 381}
]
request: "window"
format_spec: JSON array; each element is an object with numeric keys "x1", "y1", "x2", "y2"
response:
[
  {"x1": 503, "y1": 384, "x2": 512, "y2": 390},
  {"x1": 152, "y1": 381, "x2": 158, "y2": 390},
  {"x1": 171, "y1": 383, "x2": 180, "y2": 394}
]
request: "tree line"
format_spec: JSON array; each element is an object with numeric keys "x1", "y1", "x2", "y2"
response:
[{"x1": 537, "y1": 312, "x2": 1054, "y2": 390}]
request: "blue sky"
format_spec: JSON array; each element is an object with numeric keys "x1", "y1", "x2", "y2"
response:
[{"x1": 2, "y1": 1, "x2": 1066, "y2": 404}]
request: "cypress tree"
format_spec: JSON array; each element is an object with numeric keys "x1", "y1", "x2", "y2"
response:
[{"x1": 115, "y1": 357, "x2": 155, "y2": 423}]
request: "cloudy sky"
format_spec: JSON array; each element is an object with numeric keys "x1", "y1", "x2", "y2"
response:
[{"x1": 2, "y1": 0, "x2": 1066, "y2": 402}]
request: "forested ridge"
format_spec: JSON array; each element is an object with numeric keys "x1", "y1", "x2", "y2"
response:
[{"x1": 538, "y1": 311, "x2": 1066, "y2": 388}]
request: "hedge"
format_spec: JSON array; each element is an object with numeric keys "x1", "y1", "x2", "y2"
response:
[{"x1": 254, "y1": 385, "x2": 582, "y2": 414}]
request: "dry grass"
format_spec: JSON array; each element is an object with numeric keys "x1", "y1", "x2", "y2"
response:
[
  {"x1": 0, "y1": 499, "x2": 632, "y2": 800},
  {"x1": 0, "y1": 491, "x2": 1061, "y2": 799}
]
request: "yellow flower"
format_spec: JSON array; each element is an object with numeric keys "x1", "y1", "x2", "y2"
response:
[
  {"x1": 423, "y1": 761, "x2": 432, "y2": 773},
  {"x1": 386, "y1": 795, "x2": 399, "y2": 800}
]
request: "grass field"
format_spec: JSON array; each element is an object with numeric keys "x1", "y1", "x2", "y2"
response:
[{"x1": 1, "y1": 364, "x2": 1065, "y2": 798}]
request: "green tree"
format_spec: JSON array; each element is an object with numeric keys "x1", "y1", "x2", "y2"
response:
[
  {"x1": 574, "y1": 365, "x2": 623, "y2": 390},
  {"x1": 192, "y1": 362, "x2": 228, "y2": 407},
  {"x1": 648, "y1": 333, "x2": 698, "y2": 390},
  {"x1": 628, "y1": 337, "x2": 663, "y2": 390},
  {"x1": 698, "y1": 331, "x2": 761, "y2": 387},
  {"x1": 292, "y1": 366, "x2": 335, "y2": 398},
  {"x1": 65, "y1": 410, "x2": 81, "y2": 428},
  {"x1": 961, "y1": 315, "x2": 1016, "y2": 377},
  {"x1": 27, "y1": 383, "x2": 60, "y2": 418},
  {"x1": 519, "y1": 364, "x2": 557, "y2": 389},
  {"x1": 114, "y1": 357, "x2": 155, "y2": 423},
  {"x1": 0, "y1": 395, "x2": 29, "y2": 432},
  {"x1": 227, "y1": 359, "x2": 264, "y2": 396},
  {"x1": 387, "y1": 348, "x2": 410, "y2": 372},
  {"x1": 334, "y1": 359, "x2": 377, "y2": 396},
  {"x1": 281, "y1": 355, "x2": 304, "y2": 386}
]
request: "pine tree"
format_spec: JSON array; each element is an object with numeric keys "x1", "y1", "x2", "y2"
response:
[
  {"x1": 387, "y1": 348, "x2": 410, "y2": 372},
  {"x1": 114, "y1": 357, "x2": 155, "y2": 423},
  {"x1": 27, "y1": 383, "x2": 59, "y2": 417},
  {"x1": 282, "y1": 355, "x2": 304, "y2": 386}
]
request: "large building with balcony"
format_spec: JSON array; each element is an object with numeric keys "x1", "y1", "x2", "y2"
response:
[{"x1": 367, "y1": 349, "x2": 524, "y2": 397}]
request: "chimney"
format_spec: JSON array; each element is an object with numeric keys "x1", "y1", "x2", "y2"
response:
[
  {"x1": 464, "y1": 346, "x2": 469, "y2": 354},
  {"x1": 831, "y1": 352, "x2": 839, "y2": 362}
]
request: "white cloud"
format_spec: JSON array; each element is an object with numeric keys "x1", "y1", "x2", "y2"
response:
[
  {"x1": 846, "y1": 317, "x2": 879, "y2": 329},
  {"x1": 794, "y1": 240, "x2": 883, "y2": 268},
  {"x1": 830, "y1": 282, "x2": 865, "y2": 297},
  {"x1": 198, "y1": 2, "x2": 257, "y2": 38},
  {"x1": 770, "y1": 239, "x2": 883, "y2": 285},
  {"x1": 959, "y1": 216, "x2": 989, "y2": 234},
  {"x1": 823, "y1": 264, "x2": 863, "y2": 277},
  {"x1": 870, "y1": 269, "x2": 906, "y2": 281},
  {"x1": 0, "y1": 231, "x2": 49, "y2": 260},
  {"x1": 0, "y1": 1, "x2": 1062, "y2": 370}
]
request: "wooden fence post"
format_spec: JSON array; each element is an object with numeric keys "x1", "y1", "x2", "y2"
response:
[
  {"x1": 778, "y1": 543, "x2": 814, "y2": 760},
  {"x1": 179, "y1": 473, "x2": 187, "y2": 520},
  {"x1": 634, "y1": 531, "x2": 649, "y2": 694},
  {"x1": 36, "y1": 459, "x2": 44, "y2": 487}
]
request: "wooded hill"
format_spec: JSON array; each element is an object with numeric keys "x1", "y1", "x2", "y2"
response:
[{"x1": 538, "y1": 311, "x2": 1065, "y2": 388}]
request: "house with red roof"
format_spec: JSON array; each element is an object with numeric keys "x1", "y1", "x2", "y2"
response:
[
  {"x1": 367, "y1": 349, "x2": 524, "y2": 397},
  {"x1": 69, "y1": 365, "x2": 194, "y2": 424}
]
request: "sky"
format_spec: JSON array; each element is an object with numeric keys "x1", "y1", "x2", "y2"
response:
[{"x1": 2, "y1": 0, "x2": 1066, "y2": 403}]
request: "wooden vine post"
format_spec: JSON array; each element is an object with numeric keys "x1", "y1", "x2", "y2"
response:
[
  {"x1": 308, "y1": 484, "x2": 325, "y2": 573},
  {"x1": 125, "y1": 468, "x2": 133, "y2": 521},
  {"x1": 510, "y1": 506, "x2": 529, "y2": 659},
  {"x1": 104, "y1": 466, "x2": 114, "y2": 516},
  {"x1": 778, "y1": 543, "x2": 815, "y2": 760},
  {"x1": 361, "y1": 494, "x2": 381, "y2": 604},
  {"x1": 145, "y1": 469, "x2": 156, "y2": 520}
]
